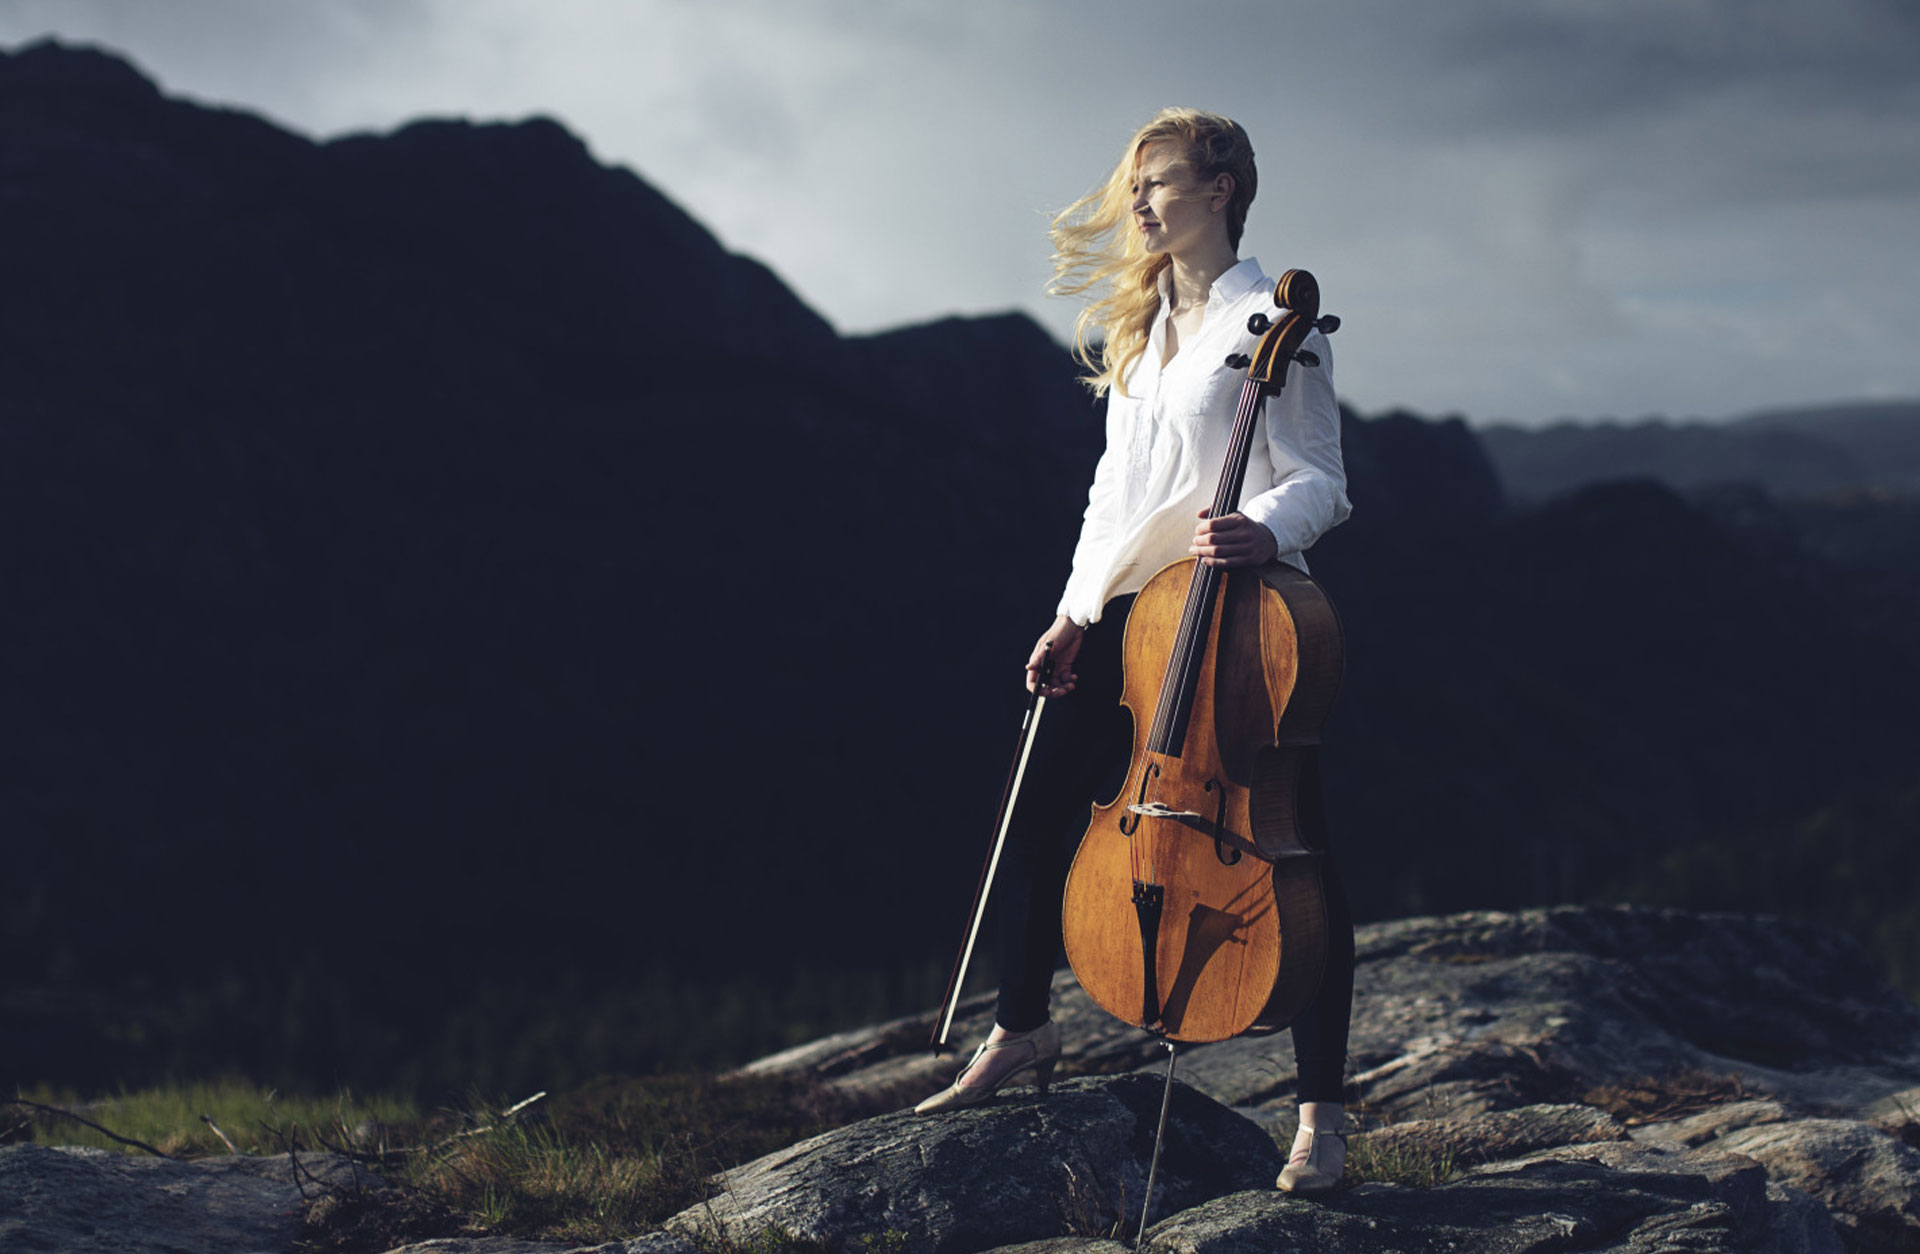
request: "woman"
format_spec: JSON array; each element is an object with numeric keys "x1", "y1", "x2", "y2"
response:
[{"x1": 914, "y1": 108, "x2": 1356, "y2": 1196}]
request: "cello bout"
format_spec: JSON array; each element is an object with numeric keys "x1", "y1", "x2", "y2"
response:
[{"x1": 1061, "y1": 558, "x2": 1342, "y2": 1042}]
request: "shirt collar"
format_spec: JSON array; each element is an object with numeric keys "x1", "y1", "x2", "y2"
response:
[{"x1": 1214, "y1": 256, "x2": 1265, "y2": 304}]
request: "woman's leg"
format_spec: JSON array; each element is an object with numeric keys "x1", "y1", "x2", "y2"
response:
[
  {"x1": 917, "y1": 607, "x2": 1136, "y2": 1111},
  {"x1": 1288, "y1": 750, "x2": 1355, "y2": 1105},
  {"x1": 1277, "y1": 749, "x2": 1354, "y2": 1190}
]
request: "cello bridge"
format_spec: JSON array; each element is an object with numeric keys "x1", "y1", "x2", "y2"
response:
[{"x1": 1127, "y1": 802, "x2": 1204, "y2": 822}]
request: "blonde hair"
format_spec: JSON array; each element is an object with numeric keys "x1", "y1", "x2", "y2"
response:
[{"x1": 1049, "y1": 108, "x2": 1258, "y2": 397}]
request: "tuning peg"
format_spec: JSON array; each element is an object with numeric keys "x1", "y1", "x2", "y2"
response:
[
  {"x1": 1246, "y1": 313, "x2": 1272, "y2": 335},
  {"x1": 1225, "y1": 353, "x2": 1252, "y2": 369},
  {"x1": 1293, "y1": 350, "x2": 1320, "y2": 368},
  {"x1": 1316, "y1": 315, "x2": 1341, "y2": 334}
]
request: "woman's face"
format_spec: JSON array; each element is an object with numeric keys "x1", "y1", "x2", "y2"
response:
[{"x1": 1130, "y1": 140, "x2": 1226, "y2": 259}]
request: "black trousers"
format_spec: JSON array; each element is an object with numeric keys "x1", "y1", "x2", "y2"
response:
[{"x1": 993, "y1": 595, "x2": 1356, "y2": 1104}]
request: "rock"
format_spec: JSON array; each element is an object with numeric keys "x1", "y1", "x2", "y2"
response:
[
  {"x1": 1142, "y1": 1143, "x2": 1841, "y2": 1253},
  {"x1": 1865, "y1": 1085, "x2": 1920, "y2": 1145},
  {"x1": 1713, "y1": 1119, "x2": 1920, "y2": 1254},
  {"x1": 739, "y1": 975, "x2": 1169, "y2": 1121},
  {"x1": 1334, "y1": 907, "x2": 1920, "y2": 1125},
  {"x1": 1764, "y1": 1182, "x2": 1852, "y2": 1254},
  {"x1": 1630, "y1": 1098, "x2": 1792, "y2": 1149},
  {"x1": 571, "y1": 1235, "x2": 702, "y2": 1254},
  {"x1": 751, "y1": 906, "x2": 1920, "y2": 1131},
  {"x1": 739, "y1": 906, "x2": 1920, "y2": 1250},
  {"x1": 666, "y1": 1075, "x2": 1281, "y2": 1253},
  {"x1": 1355, "y1": 1102, "x2": 1626, "y2": 1172},
  {"x1": 376, "y1": 1241, "x2": 569, "y2": 1254},
  {"x1": 0, "y1": 1143, "x2": 352, "y2": 1254},
  {"x1": 0, "y1": 1144, "x2": 694, "y2": 1254},
  {"x1": 373, "y1": 1239, "x2": 702, "y2": 1254}
]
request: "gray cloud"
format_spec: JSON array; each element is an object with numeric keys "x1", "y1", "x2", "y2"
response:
[{"x1": 3, "y1": 0, "x2": 1917, "y2": 423}]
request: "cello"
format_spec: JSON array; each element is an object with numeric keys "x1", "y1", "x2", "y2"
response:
[{"x1": 1059, "y1": 268, "x2": 1343, "y2": 1228}]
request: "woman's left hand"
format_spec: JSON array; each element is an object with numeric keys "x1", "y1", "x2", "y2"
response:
[{"x1": 1191, "y1": 508, "x2": 1278, "y2": 567}]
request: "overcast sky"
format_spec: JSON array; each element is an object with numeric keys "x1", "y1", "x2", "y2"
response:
[{"x1": 5, "y1": 0, "x2": 1918, "y2": 424}]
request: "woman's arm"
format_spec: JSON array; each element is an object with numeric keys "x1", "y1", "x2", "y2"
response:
[
  {"x1": 1237, "y1": 328, "x2": 1350, "y2": 558},
  {"x1": 1055, "y1": 395, "x2": 1132, "y2": 625}
]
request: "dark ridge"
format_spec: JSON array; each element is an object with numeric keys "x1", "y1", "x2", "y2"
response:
[
  {"x1": 1479, "y1": 400, "x2": 1920, "y2": 503},
  {"x1": 3, "y1": 40, "x2": 1916, "y2": 1096}
]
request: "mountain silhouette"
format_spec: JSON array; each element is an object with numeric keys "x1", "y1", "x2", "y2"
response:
[{"x1": 4, "y1": 41, "x2": 1916, "y2": 1095}]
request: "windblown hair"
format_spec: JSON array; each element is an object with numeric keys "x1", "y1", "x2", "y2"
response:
[{"x1": 1050, "y1": 108, "x2": 1258, "y2": 397}]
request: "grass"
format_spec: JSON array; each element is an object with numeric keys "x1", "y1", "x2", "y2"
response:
[
  {"x1": 1332, "y1": 1095, "x2": 1461, "y2": 1189},
  {"x1": 411, "y1": 1073, "x2": 832, "y2": 1243},
  {"x1": 10, "y1": 1080, "x2": 420, "y2": 1158},
  {"x1": 1344, "y1": 1132, "x2": 1459, "y2": 1188},
  {"x1": 11, "y1": 1071, "x2": 839, "y2": 1248}
]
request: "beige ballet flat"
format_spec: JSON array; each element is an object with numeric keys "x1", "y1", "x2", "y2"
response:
[
  {"x1": 914, "y1": 1021, "x2": 1061, "y2": 1114},
  {"x1": 1276, "y1": 1122, "x2": 1347, "y2": 1194}
]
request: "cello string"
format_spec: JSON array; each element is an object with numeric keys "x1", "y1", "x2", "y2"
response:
[
  {"x1": 1160, "y1": 376, "x2": 1261, "y2": 751},
  {"x1": 1145, "y1": 375, "x2": 1260, "y2": 783},
  {"x1": 1136, "y1": 373, "x2": 1267, "y2": 886},
  {"x1": 1152, "y1": 366, "x2": 1259, "y2": 748}
]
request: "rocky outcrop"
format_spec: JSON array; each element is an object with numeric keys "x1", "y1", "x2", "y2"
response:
[
  {"x1": 732, "y1": 905, "x2": 1920, "y2": 1252},
  {"x1": 747, "y1": 905, "x2": 1920, "y2": 1132},
  {"x1": 667, "y1": 1075, "x2": 1277, "y2": 1252},
  {"x1": 5, "y1": 906, "x2": 1917, "y2": 1253},
  {"x1": 1139, "y1": 1144, "x2": 1840, "y2": 1254}
]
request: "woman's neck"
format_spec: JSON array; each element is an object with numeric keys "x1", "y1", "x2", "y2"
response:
[{"x1": 1164, "y1": 242, "x2": 1240, "y2": 314}]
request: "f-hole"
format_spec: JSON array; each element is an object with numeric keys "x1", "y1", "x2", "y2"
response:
[
  {"x1": 1205, "y1": 779, "x2": 1238, "y2": 865},
  {"x1": 1119, "y1": 762, "x2": 1161, "y2": 836}
]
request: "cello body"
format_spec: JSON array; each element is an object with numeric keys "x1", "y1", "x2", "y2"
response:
[{"x1": 1061, "y1": 557, "x2": 1343, "y2": 1041}]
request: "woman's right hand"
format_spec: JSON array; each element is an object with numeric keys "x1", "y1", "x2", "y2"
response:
[{"x1": 1027, "y1": 616, "x2": 1085, "y2": 697}]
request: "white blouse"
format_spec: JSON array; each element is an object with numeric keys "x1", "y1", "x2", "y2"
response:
[{"x1": 1057, "y1": 257, "x2": 1350, "y2": 625}]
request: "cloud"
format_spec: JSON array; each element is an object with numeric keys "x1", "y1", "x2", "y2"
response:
[{"x1": 4, "y1": 0, "x2": 1917, "y2": 423}]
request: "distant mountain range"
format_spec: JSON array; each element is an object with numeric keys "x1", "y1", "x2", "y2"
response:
[
  {"x1": 4, "y1": 40, "x2": 1917, "y2": 1096},
  {"x1": 1480, "y1": 401, "x2": 1920, "y2": 502}
]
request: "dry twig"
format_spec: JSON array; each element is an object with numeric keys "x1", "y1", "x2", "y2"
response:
[
  {"x1": 199, "y1": 1114, "x2": 240, "y2": 1155},
  {"x1": 417, "y1": 1090, "x2": 548, "y2": 1158}
]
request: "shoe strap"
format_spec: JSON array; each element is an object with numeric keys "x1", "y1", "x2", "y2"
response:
[
  {"x1": 962, "y1": 1030, "x2": 1047, "y2": 1085},
  {"x1": 968, "y1": 1034, "x2": 1036, "y2": 1068}
]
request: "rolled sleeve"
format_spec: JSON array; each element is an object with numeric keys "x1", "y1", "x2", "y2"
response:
[{"x1": 1240, "y1": 329, "x2": 1349, "y2": 563}]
